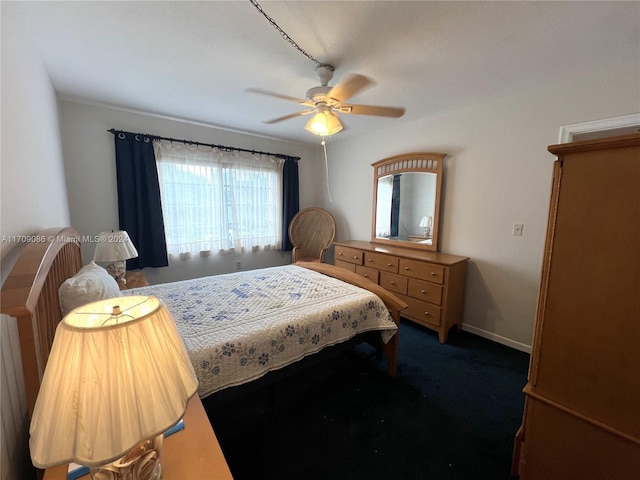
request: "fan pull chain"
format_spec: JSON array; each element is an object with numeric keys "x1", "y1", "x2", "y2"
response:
[
  {"x1": 249, "y1": 0, "x2": 321, "y2": 66},
  {"x1": 322, "y1": 137, "x2": 333, "y2": 203}
]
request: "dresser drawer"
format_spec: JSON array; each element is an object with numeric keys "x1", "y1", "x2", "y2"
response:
[
  {"x1": 335, "y1": 246, "x2": 364, "y2": 265},
  {"x1": 355, "y1": 265, "x2": 379, "y2": 283},
  {"x1": 335, "y1": 259, "x2": 356, "y2": 272},
  {"x1": 379, "y1": 272, "x2": 408, "y2": 295},
  {"x1": 399, "y1": 259, "x2": 445, "y2": 285},
  {"x1": 333, "y1": 240, "x2": 468, "y2": 344},
  {"x1": 400, "y1": 295, "x2": 442, "y2": 327},
  {"x1": 364, "y1": 252, "x2": 399, "y2": 273},
  {"x1": 408, "y1": 278, "x2": 443, "y2": 306}
]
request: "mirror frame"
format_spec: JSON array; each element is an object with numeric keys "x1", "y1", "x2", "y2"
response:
[{"x1": 371, "y1": 152, "x2": 445, "y2": 252}]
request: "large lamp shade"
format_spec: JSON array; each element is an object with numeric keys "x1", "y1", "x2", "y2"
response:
[{"x1": 29, "y1": 295, "x2": 198, "y2": 471}]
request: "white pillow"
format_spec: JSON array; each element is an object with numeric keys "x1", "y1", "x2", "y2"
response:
[{"x1": 59, "y1": 262, "x2": 122, "y2": 316}]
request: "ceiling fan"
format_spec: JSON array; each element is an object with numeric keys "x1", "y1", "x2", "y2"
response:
[{"x1": 247, "y1": 65, "x2": 405, "y2": 136}]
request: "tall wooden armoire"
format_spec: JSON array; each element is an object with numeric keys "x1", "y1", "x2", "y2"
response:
[{"x1": 513, "y1": 133, "x2": 640, "y2": 479}]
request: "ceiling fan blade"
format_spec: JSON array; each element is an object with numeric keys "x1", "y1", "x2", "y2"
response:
[
  {"x1": 246, "y1": 88, "x2": 314, "y2": 106},
  {"x1": 338, "y1": 104, "x2": 405, "y2": 118},
  {"x1": 264, "y1": 110, "x2": 315, "y2": 124},
  {"x1": 327, "y1": 74, "x2": 374, "y2": 103}
]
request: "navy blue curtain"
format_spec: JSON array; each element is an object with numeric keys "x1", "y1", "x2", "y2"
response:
[
  {"x1": 282, "y1": 157, "x2": 299, "y2": 251},
  {"x1": 114, "y1": 132, "x2": 169, "y2": 269},
  {"x1": 390, "y1": 174, "x2": 401, "y2": 237}
]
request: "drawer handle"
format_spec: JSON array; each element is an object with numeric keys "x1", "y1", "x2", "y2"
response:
[
  {"x1": 363, "y1": 274, "x2": 369, "y2": 278},
  {"x1": 390, "y1": 281, "x2": 396, "y2": 285},
  {"x1": 367, "y1": 259, "x2": 373, "y2": 262},
  {"x1": 338, "y1": 252, "x2": 343, "y2": 256},
  {"x1": 387, "y1": 263, "x2": 393, "y2": 267},
  {"x1": 421, "y1": 289, "x2": 427, "y2": 294},
  {"x1": 430, "y1": 272, "x2": 437, "y2": 276},
  {"x1": 404, "y1": 266, "x2": 410, "y2": 271},
  {"x1": 354, "y1": 256, "x2": 359, "y2": 259},
  {"x1": 424, "y1": 311, "x2": 430, "y2": 316}
]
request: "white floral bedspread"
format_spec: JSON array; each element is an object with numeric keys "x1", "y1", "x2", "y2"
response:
[{"x1": 125, "y1": 265, "x2": 397, "y2": 398}]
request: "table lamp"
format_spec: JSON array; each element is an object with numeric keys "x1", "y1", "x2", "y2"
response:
[
  {"x1": 29, "y1": 295, "x2": 198, "y2": 480},
  {"x1": 93, "y1": 231, "x2": 139, "y2": 286},
  {"x1": 419, "y1": 216, "x2": 433, "y2": 237}
]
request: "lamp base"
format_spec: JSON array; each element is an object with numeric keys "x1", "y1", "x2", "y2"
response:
[
  {"x1": 89, "y1": 434, "x2": 163, "y2": 480},
  {"x1": 104, "y1": 261, "x2": 127, "y2": 286}
]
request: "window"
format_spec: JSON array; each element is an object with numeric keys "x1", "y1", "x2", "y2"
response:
[{"x1": 154, "y1": 141, "x2": 283, "y2": 256}]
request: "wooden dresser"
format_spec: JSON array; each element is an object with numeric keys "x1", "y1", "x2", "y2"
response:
[
  {"x1": 334, "y1": 240, "x2": 468, "y2": 343},
  {"x1": 513, "y1": 133, "x2": 640, "y2": 479}
]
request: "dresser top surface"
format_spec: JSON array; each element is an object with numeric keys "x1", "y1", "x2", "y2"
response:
[{"x1": 334, "y1": 240, "x2": 469, "y2": 265}]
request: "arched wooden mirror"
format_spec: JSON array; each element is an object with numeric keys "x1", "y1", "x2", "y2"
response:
[{"x1": 371, "y1": 152, "x2": 445, "y2": 252}]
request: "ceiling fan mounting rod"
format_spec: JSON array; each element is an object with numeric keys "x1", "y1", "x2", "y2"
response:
[{"x1": 315, "y1": 64, "x2": 334, "y2": 86}]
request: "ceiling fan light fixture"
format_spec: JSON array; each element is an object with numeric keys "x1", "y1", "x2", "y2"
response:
[{"x1": 305, "y1": 109, "x2": 343, "y2": 136}]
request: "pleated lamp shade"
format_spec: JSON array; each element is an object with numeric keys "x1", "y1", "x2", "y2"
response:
[
  {"x1": 29, "y1": 295, "x2": 198, "y2": 469},
  {"x1": 93, "y1": 230, "x2": 139, "y2": 262}
]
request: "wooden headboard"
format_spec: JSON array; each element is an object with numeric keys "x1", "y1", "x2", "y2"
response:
[{"x1": 0, "y1": 227, "x2": 82, "y2": 416}]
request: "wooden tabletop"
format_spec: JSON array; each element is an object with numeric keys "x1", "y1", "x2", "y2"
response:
[{"x1": 43, "y1": 395, "x2": 234, "y2": 480}]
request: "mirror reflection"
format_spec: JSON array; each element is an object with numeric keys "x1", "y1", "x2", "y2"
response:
[
  {"x1": 375, "y1": 173, "x2": 437, "y2": 245},
  {"x1": 371, "y1": 152, "x2": 445, "y2": 252}
]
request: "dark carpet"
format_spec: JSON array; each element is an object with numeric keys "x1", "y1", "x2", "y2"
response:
[{"x1": 204, "y1": 321, "x2": 530, "y2": 480}]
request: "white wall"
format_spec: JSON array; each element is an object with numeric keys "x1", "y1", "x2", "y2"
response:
[
  {"x1": 0, "y1": 4, "x2": 71, "y2": 480},
  {"x1": 0, "y1": 11, "x2": 71, "y2": 260},
  {"x1": 321, "y1": 60, "x2": 639, "y2": 349},
  {"x1": 58, "y1": 101, "x2": 323, "y2": 285}
]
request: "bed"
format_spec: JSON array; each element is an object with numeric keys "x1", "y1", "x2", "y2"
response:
[{"x1": 1, "y1": 227, "x2": 407, "y2": 415}]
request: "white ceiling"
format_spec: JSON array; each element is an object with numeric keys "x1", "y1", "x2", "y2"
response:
[{"x1": 12, "y1": 1, "x2": 639, "y2": 145}]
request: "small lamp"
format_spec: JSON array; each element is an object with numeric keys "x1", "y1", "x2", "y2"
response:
[
  {"x1": 305, "y1": 106, "x2": 343, "y2": 136},
  {"x1": 93, "y1": 230, "x2": 139, "y2": 285},
  {"x1": 29, "y1": 295, "x2": 198, "y2": 480},
  {"x1": 419, "y1": 216, "x2": 433, "y2": 237}
]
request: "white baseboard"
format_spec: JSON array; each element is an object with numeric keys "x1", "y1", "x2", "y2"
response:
[{"x1": 460, "y1": 323, "x2": 532, "y2": 354}]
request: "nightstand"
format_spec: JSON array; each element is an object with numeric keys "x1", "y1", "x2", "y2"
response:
[
  {"x1": 43, "y1": 395, "x2": 234, "y2": 479},
  {"x1": 120, "y1": 271, "x2": 150, "y2": 290}
]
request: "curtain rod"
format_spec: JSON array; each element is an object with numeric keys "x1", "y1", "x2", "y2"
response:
[{"x1": 107, "y1": 129, "x2": 300, "y2": 161}]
